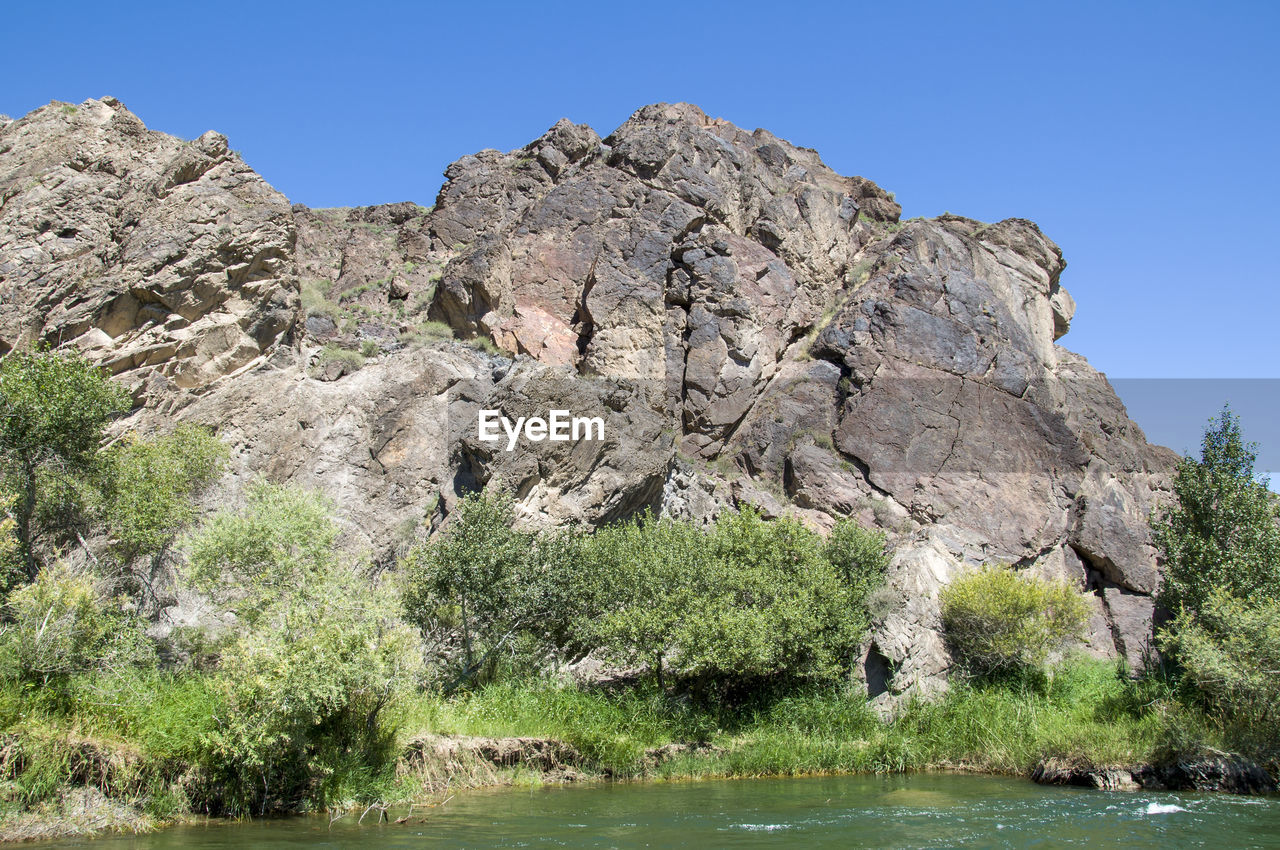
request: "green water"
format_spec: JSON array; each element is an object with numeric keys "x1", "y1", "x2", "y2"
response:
[{"x1": 50, "y1": 775, "x2": 1280, "y2": 848}]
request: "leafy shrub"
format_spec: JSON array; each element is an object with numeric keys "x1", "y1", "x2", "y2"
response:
[
  {"x1": 0, "y1": 348, "x2": 130, "y2": 582},
  {"x1": 1152, "y1": 406, "x2": 1280, "y2": 615},
  {"x1": 184, "y1": 481, "x2": 338, "y2": 614},
  {"x1": 208, "y1": 567, "x2": 420, "y2": 813},
  {"x1": 939, "y1": 564, "x2": 1088, "y2": 678},
  {"x1": 183, "y1": 482, "x2": 422, "y2": 813},
  {"x1": 1159, "y1": 592, "x2": 1280, "y2": 757},
  {"x1": 0, "y1": 561, "x2": 152, "y2": 688},
  {"x1": 98, "y1": 424, "x2": 227, "y2": 564},
  {"x1": 0, "y1": 492, "x2": 18, "y2": 585},
  {"x1": 403, "y1": 494, "x2": 890, "y2": 695}
]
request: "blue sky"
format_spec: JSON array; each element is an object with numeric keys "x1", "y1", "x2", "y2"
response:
[{"x1": 3, "y1": 1, "x2": 1277, "y2": 465}]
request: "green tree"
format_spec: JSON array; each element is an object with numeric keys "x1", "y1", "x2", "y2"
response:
[
  {"x1": 939, "y1": 564, "x2": 1089, "y2": 678},
  {"x1": 590, "y1": 509, "x2": 865, "y2": 693},
  {"x1": 0, "y1": 349, "x2": 130, "y2": 582},
  {"x1": 583, "y1": 512, "x2": 707, "y2": 689},
  {"x1": 1152, "y1": 406, "x2": 1280, "y2": 615},
  {"x1": 401, "y1": 491, "x2": 605, "y2": 683},
  {"x1": 402, "y1": 490, "x2": 532, "y2": 676}
]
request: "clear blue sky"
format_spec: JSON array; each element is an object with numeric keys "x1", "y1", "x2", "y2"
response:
[{"x1": 3, "y1": 0, "x2": 1277, "y2": 385}]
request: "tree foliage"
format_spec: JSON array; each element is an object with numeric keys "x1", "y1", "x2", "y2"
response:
[
  {"x1": 0, "y1": 348, "x2": 130, "y2": 582},
  {"x1": 940, "y1": 564, "x2": 1089, "y2": 678},
  {"x1": 1152, "y1": 408, "x2": 1280, "y2": 761},
  {"x1": 590, "y1": 509, "x2": 867, "y2": 692},
  {"x1": 402, "y1": 492, "x2": 600, "y2": 682},
  {"x1": 402, "y1": 492, "x2": 890, "y2": 694},
  {"x1": 1159, "y1": 592, "x2": 1280, "y2": 756},
  {"x1": 1152, "y1": 406, "x2": 1280, "y2": 615}
]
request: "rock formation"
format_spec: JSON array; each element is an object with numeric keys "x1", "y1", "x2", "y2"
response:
[
  {"x1": 0, "y1": 97, "x2": 1179, "y2": 702},
  {"x1": 0, "y1": 98, "x2": 296, "y2": 404}
]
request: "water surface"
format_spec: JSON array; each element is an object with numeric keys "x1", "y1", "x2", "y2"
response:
[{"x1": 52, "y1": 774, "x2": 1280, "y2": 848}]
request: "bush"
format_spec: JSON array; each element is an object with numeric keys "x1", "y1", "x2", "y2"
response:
[
  {"x1": 299, "y1": 279, "x2": 341, "y2": 319},
  {"x1": 0, "y1": 348, "x2": 130, "y2": 583},
  {"x1": 0, "y1": 492, "x2": 17, "y2": 586},
  {"x1": 183, "y1": 481, "x2": 337, "y2": 616},
  {"x1": 1152, "y1": 406, "x2": 1280, "y2": 615},
  {"x1": 940, "y1": 564, "x2": 1089, "y2": 678},
  {"x1": 183, "y1": 482, "x2": 422, "y2": 813},
  {"x1": 399, "y1": 320, "x2": 455, "y2": 348},
  {"x1": 208, "y1": 567, "x2": 420, "y2": 813},
  {"x1": 1159, "y1": 592, "x2": 1280, "y2": 757},
  {"x1": 98, "y1": 424, "x2": 227, "y2": 564},
  {"x1": 0, "y1": 561, "x2": 152, "y2": 689}
]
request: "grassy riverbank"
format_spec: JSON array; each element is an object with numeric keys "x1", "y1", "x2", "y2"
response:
[
  {"x1": 0, "y1": 656, "x2": 1227, "y2": 841},
  {"x1": 400, "y1": 656, "x2": 1206, "y2": 780}
]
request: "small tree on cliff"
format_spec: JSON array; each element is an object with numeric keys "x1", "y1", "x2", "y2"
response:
[
  {"x1": 0, "y1": 349, "x2": 130, "y2": 585},
  {"x1": 1152, "y1": 405, "x2": 1280, "y2": 615}
]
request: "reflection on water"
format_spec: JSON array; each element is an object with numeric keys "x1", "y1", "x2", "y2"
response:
[{"x1": 49, "y1": 773, "x2": 1280, "y2": 849}]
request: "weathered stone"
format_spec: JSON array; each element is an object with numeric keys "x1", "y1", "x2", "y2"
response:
[
  {"x1": 0, "y1": 98, "x2": 297, "y2": 400},
  {"x1": 1034, "y1": 755, "x2": 1277, "y2": 795}
]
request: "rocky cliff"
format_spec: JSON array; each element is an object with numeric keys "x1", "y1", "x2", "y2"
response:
[{"x1": 0, "y1": 98, "x2": 1178, "y2": 702}]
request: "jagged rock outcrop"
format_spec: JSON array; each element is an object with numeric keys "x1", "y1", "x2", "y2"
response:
[
  {"x1": 416, "y1": 102, "x2": 1177, "y2": 695},
  {"x1": 0, "y1": 97, "x2": 1179, "y2": 702},
  {"x1": 0, "y1": 98, "x2": 297, "y2": 403}
]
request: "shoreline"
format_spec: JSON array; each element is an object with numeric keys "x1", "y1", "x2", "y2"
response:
[{"x1": 4, "y1": 734, "x2": 1273, "y2": 844}]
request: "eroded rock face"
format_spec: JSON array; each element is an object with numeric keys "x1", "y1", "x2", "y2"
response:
[
  {"x1": 416, "y1": 103, "x2": 1178, "y2": 694},
  {"x1": 161, "y1": 345, "x2": 672, "y2": 565},
  {"x1": 0, "y1": 98, "x2": 298, "y2": 402},
  {"x1": 2, "y1": 98, "x2": 1179, "y2": 701}
]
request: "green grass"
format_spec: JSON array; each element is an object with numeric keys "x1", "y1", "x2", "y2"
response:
[
  {"x1": 391, "y1": 657, "x2": 1208, "y2": 781},
  {"x1": 312, "y1": 345, "x2": 365, "y2": 375},
  {"x1": 300, "y1": 279, "x2": 341, "y2": 319},
  {"x1": 0, "y1": 657, "x2": 1225, "y2": 838},
  {"x1": 399, "y1": 320, "x2": 455, "y2": 347}
]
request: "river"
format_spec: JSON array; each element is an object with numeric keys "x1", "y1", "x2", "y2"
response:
[{"x1": 48, "y1": 774, "x2": 1280, "y2": 848}]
